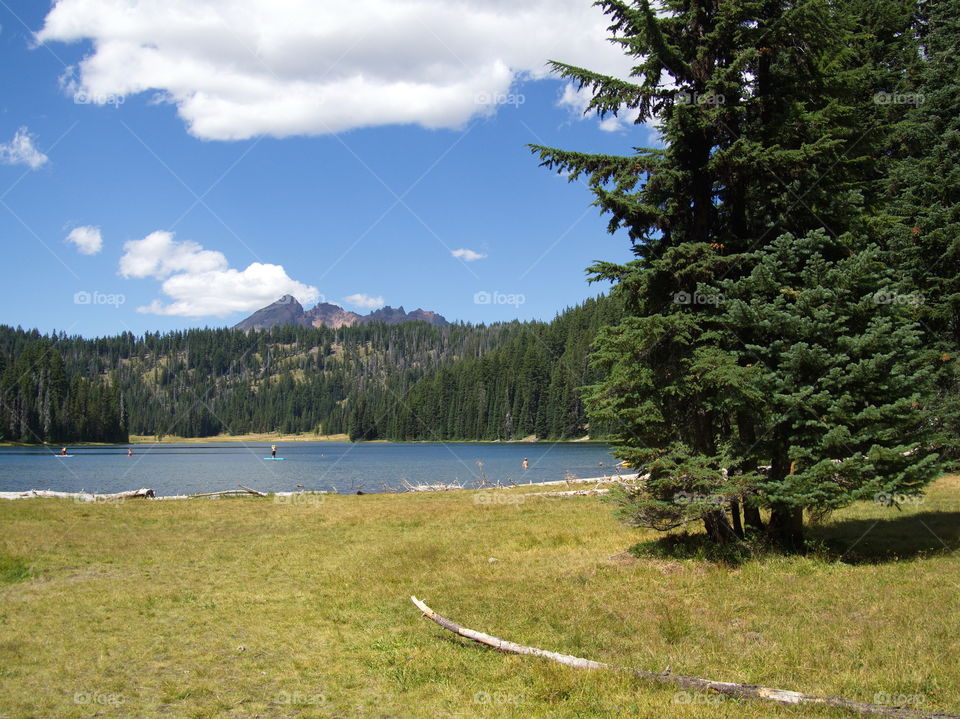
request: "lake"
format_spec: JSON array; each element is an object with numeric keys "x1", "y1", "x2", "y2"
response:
[{"x1": 0, "y1": 442, "x2": 617, "y2": 496}]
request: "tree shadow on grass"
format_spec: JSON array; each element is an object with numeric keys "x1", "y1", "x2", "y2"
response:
[
  {"x1": 810, "y1": 510, "x2": 960, "y2": 564},
  {"x1": 630, "y1": 511, "x2": 960, "y2": 566}
]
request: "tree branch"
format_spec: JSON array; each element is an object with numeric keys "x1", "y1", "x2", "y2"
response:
[{"x1": 410, "y1": 596, "x2": 958, "y2": 718}]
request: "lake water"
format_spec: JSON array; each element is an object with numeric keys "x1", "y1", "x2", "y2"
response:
[{"x1": 0, "y1": 442, "x2": 616, "y2": 496}]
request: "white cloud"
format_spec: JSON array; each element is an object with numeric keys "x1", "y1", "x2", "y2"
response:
[
  {"x1": 0, "y1": 127, "x2": 49, "y2": 169},
  {"x1": 557, "y1": 81, "x2": 643, "y2": 132},
  {"x1": 451, "y1": 248, "x2": 486, "y2": 262},
  {"x1": 65, "y1": 225, "x2": 103, "y2": 254},
  {"x1": 597, "y1": 109, "x2": 643, "y2": 132},
  {"x1": 119, "y1": 230, "x2": 227, "y2": 279},
  {"x1": 343, "y1": 293, "x2": 385, "y2": 310},
  {"x1": 36, "y1": 0, "x2": 635, "y2": 140},
  {"x1": 119, "y1": 230, "x2": 317, "y2": 316},
  {"x1": 557, "y1": 82, "x2": 593, "y2": 117}
]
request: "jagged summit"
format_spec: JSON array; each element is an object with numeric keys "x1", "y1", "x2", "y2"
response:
[
  {"x1": 234, "y1": 297, "x2": 448, "y2": 331},
  {"x1": 233, "y1": 295, "x2": 308, "y2": 331}
]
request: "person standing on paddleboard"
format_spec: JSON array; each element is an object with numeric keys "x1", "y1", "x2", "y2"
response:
[
  {"x1": 127, "y1": 447, "x2": 133, "y2": 457},
  {"x1": 271, "y1": 444, "x2": 277, "y2": 458},
  {"x1": 60, "y1": 447, "x2": 68, "y2": 456}
]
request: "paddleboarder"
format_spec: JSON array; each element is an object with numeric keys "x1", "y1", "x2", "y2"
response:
[
  {"x1": 271, "y1": 444, "x2": 277, "y2": 458},
  {"x1": 127, "y1": 447, "x2": 133, "y2": 457},
  {"x1": 60, "y1": 447, "x2": 68, "y2": 456}
]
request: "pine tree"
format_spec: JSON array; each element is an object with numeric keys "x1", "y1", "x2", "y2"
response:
[
  {"x1": 535, "y1": 0, "x2": 942, "y2": 545},
  {"x1": 715, "y1": 231, "x2": 939, "y2": 546}
]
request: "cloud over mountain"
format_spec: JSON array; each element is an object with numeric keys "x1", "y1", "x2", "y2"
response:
[
  {"x1": 343, "y1": 293, "x2": 385, "y2": 310},
  {"x1": 119, "y1": 230, "x2": 317, "y2": 316}
]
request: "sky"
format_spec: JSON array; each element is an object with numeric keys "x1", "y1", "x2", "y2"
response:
[{"x1": 0, "y1": 0, "x2": 656, "y2": 337}]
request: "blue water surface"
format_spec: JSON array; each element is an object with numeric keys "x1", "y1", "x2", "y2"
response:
[{"x1": 0, "y1": 442, "x2": 617, "y2": 495}]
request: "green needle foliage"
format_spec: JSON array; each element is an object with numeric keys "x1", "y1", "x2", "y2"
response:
[
  {"x1": 884, "y1": 0, "x2": 960, "y2": 467},
  {"x1": 713, "y1": 231, "x2": 941, "y2": 545},
  {"x1": 534, "y1": 0, "x2": 950, "y2": 548}
]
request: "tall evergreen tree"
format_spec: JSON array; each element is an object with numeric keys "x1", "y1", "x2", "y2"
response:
[{"x1": 534, "y1": 0, "x2": 943, "y2": 545}]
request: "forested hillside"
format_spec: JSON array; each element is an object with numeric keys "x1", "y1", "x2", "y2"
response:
[
  {"x1": 0, "y1": 295, "x2": 621, "y2": 443},
  {"x1": 0, "y1": 333, "x2": 128, "y2": 444}
]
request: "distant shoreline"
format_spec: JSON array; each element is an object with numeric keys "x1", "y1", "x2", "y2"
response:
[
  {"x1": 1, "y1": 433, "x2": 608, "y2": 447},
  {"x1": 0, "y1": 433, "x2": 349, "y2": 447},
  {"x1": 126, "y1": 434, "x2": 609, "y2": 445},
  {"x1": 128, "y1": 432, "x2": 351, "y2": 444}
]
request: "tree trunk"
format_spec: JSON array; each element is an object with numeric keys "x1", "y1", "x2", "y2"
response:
[
  {"x1": 729, "y1": 498, "x2": 744, "y2": 539},
  {"x1": 768, "y1": 505, "x2": 804, "y2": 550},
  {"x1": 743, "y1": 503, "x2": 765, "y2": 533},
  {"x1": 702, "y1": 509, "x2": 737, "y2": 544},
  {"x1": 735, "y1": 414, "x2": 764, "y2": 532}
]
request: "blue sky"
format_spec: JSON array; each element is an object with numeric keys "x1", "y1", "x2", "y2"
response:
[{"x1": 0, "y1": 0, "x2": 654, "y2": 337}]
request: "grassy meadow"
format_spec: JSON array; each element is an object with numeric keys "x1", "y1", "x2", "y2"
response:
[{"x1": 1, "y1": 477, "x2": 958, "y2": 718}]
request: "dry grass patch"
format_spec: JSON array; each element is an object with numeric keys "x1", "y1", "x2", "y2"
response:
[{"x1": 0, "y1": 478, "x2": 957, "y2": 717}]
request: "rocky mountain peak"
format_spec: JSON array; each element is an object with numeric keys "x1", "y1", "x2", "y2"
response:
[{"x1": 234, "y1": 297, "x2": 448, "y2": 331}]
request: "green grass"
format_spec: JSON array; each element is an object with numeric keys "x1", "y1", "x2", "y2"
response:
[
  {"x1": 1, "y1": 477, "x2": 958, "y2": 718},
  {"x1": 0, "y1": 553, "x2": 31, "y2": 585}
]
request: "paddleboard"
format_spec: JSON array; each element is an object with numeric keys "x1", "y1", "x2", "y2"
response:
[
  {"x1": 54, "y1": 455, "x2": 74, "y2": 458},
  {"x1": 263, "y1": 457, "x2": 285, "y2": 460}
]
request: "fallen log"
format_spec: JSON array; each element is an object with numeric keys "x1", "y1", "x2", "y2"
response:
[
  {"x1": 401, "y1": 480, "x2": 464, "y2": 492},
  {"x1": 522, "y1": 472, "x2": 641, "y2": 487},
  {"x1": 410, "y1": 596, "x2": 959, "y2": 719},
  {"x1": 273, "y1": 490, "x2": 330, "y2": 498},
  {"x1": 522, "y1": 488, "x2": 610, "y2": 498},
  {"x1": 238, "y1": 484, "x2": 267, "y2": 496},
  {"x1": 0, "y1": 488, "x2": 154, "y2": 502},
  {"x1": 189, "y1": 489, "x2": 253, "y2": 498}
]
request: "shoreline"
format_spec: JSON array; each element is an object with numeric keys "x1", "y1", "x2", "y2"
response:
[
  {"x1": 133, "y1": 434, "x2": 610, "y2": 445},
  {"x1": 0, "y1": 473, "x2": 638, "y2": 502},
  {"x1": 2, "y1": 435, "x2": 610, "y2": 447},
  {"x1": 129, "y1": 432, "x2": 350, "y2": 444}
]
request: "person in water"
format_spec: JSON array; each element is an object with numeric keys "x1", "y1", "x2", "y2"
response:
[
  {"x1": 271, "y1": 444, "x2": 277, "y2": 458},
  {"x1": 522, "y1": 458, "x2": 529, "y2": 470},
  {"x1": 127, "y1": 447, "x2": 133, "y2": 457}
]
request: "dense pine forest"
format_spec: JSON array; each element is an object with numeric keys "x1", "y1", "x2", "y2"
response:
[
  {"x1": 0, "y1": 295, "x2": 621, "y2": 444},
  {"x1": 0, "y1": 336, "x2": 128, "y2": 444}
]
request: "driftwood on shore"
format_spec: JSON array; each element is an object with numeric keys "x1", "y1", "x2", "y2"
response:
[
  {"x1": 396, "y1": 472, "x2": 640, "y2": 494},
  {"x1": 238, "y1": 484, "x2": 268, "y2": 497},
  {"x1": 527, "y1": 472, "x2": 641, "y2": 487},
  {"x1": 410, "y1": 596, "x2": 959, "y2": 719},
  {"x1": 0, "y1": 484, "x2": 276, "y2": 501},
  {"x1": 0, "y1": 488, "x2": 155, "y2": 502},
  {"x1": 401, "y1": 480, "x2": 464, "y2": 492},
  {"x1": 189, "y1": 485, "x2": 269, "y2": 498},
  {"x1": 0, "y1": 472, "x2": 636, "y2": 502},
  {"x1": 523, "y1": 488, "x2": 611, "y2": 498}
]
